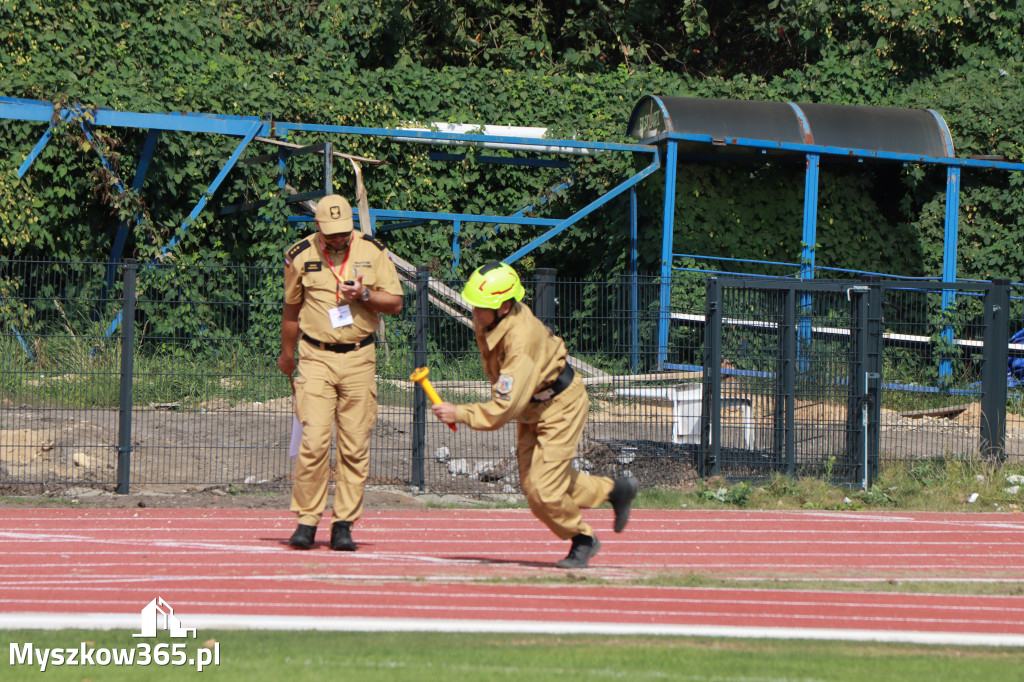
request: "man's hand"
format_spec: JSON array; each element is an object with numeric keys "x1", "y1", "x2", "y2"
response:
[
  {"x1": 278, "y1": 353, "x2": 297, "y2": 377},
  {"x1": 431, "y1": 401, "x2": 457, "y2": 424},
  {"x1": 338, "y1": 274, "x2": 366, "y2": 302}
]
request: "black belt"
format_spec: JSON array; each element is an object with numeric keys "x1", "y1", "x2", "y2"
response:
[
  {"x1": 531, "y1": 364, "x2": 575, "y2": 402},
  {"x1": 301, "y1": 333, "x2": 373, "y2": 353}
]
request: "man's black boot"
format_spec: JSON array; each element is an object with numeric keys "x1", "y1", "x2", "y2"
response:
[
  {"x1": 555, "y1": 533, "x2": 601, "y2": 569},
  {"x1": 330, "y1": 521, "x2": 356, "y2": 551},
  {"x1": 609, "y1": 476, "x2": 639, "y2": 533},
  {"x1": 289, "y1": 523, "x2": 317, "y2": 549}
]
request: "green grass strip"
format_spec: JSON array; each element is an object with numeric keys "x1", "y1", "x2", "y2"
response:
[{"x1": 2, "y1": 630, "x2": 1022, "y2": 681}]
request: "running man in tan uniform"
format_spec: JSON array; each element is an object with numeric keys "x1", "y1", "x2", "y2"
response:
[
  {"x1": 432, "y1": 262, "x2": 638, "y2": 568},
  {"x1": 278, "y1": 194, "x2": 403, "y2": 551}
]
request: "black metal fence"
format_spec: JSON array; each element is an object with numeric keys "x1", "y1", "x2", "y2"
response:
[
  {"x1": 2, "y1": 258, "x2": 1022, "y2": 495},
  {"x1": 695, "y1": 277, "x2": 1016, "y2": 487}
]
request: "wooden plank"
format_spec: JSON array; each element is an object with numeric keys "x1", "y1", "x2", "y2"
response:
[
  {"x1": 897, "y1": 403, "x2": 972, "y2": 419},
  {"x1": 388, "y1": 252, "x2": 611, "y2": 380}
]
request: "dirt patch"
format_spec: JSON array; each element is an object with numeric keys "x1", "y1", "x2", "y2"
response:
[
  {"x1": 4, "y1": 391, "x2": 1024, "y2": 507},
  {"x1": 0, "y1": 482, "x2": 429, "y2": 511}
]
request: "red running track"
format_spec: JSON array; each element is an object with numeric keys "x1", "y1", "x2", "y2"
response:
[{"x1": 1, "y1": 508, "x2": 1022, "y2": 645}]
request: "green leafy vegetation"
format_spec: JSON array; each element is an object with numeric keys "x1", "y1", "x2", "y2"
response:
[
  {"x1": 632, "y1": 457, "x2": 1024, "y2": 514},
  {"x1": 2, "y1": 1, "x2": 1023, "y2": 285},
  {"x1": 1, "y1": 629, "x2": 1020, "y2": 681}
]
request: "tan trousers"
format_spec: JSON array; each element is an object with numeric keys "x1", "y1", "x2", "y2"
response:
[
  {"x1": 516, "y1": 379, "x2": 614, "y2": 540},
  {"x1": 290, "y1": 340, "x2": 376, "y2": 526}
]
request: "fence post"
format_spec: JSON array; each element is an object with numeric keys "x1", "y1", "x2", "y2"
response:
[
  {"x1": 846, "y1": 279, "x2": 879, "y2": 489},
  {"x1": 981, "y1": 279, "x2": 1010, "y2": 462},
  {"x1": 411, "y1": 266, "x2": 429, "y2": 489},
  {"x1": 865, "y1": 282, "x2": 883, "y2": 487},
  {"x1": 116, "y1": 259, "x2": 138, "y2": 494},
  {"x1": 535, "y1": 268, "x2": 557, "y2": 327},
  {"x1": 846, "y1": 286, "x2": 866, "y2": 484},
  {"x1": 702, "y1": 278, "x2": 722, "y2": 477},
  {"x1": 779, "y1": 287, "x2": 797, "y2": 476}
]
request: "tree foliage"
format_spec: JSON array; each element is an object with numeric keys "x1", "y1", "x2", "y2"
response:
[{"x1": 1, "y1": 0, "x2": 1023, "y2": 283}]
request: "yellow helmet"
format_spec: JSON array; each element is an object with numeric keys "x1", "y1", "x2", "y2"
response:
[{"x1": 462, "y1": 262, "x2": 525, "y2": 309}]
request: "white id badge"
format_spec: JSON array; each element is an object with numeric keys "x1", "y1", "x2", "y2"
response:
[{"x1": 329, "y1": 305, "x2": 354, "y2": 328}]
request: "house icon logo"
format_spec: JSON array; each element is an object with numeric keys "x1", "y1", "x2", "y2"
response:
[{"x1": 133, "y1": 597, "x2": 197, "y2": 638}]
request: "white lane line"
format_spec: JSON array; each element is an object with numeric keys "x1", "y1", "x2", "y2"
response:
[
  {"x1": 0, "y1": 598, "x2": 1019, "y2": 632},
  {"x1": 5, "y1": 545, "x2": 1023, "y2": 557},
  {"x1": 5, "y1": 529, "x2": 1024, "y2": 545},
  {"x1": 3, "y1": 544, "x2": 1022, "y2": 558},
  {"x1": 0, "y1": 558, "x2": 1017, "y2": 573},
  {"x1": 3, "y1": 512, "x2": 1022, "y2": 530},
  {"x1": 0, "y1": 583, "x2": 1022, "y2": 616},
  {"x1": 1, "y1": 612, "x2": 1022, "y2": 647},
  {"x1": 7, "y1": 573, "x2": 1022, "y2": 585}
]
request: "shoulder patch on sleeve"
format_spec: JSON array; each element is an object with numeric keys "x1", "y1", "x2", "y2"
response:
[
  {"x1": 495, "y1": 374, "x2": 514, "y2": 395},
  {"x1": 362, "y1": 235, "x2": 386, "y2": 251},
  {"x1": 287, "y1": 240, "x2": 311, "y2": 260}
]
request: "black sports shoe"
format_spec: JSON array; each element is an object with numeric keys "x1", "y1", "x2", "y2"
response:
[
  {"x1": 289, "y1": 523, "x2": 317, "y2": 549},
  {"x1": 330, "y1": 521, "x2": 356, "y2": 551},
  {"x1": 609, "y1": 477, "x2": 639, "y2": 533},
  {"x1": 555, "y1": 534, "x2": 601, "y2": 569}
]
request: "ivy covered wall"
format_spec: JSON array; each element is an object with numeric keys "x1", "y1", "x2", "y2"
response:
[{"x1": 2, "y1": 0, "x2": 1023, "y2": 282}]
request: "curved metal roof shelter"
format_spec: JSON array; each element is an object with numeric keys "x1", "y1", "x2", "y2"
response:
[
  {"x1": 627, "y1": 94, "x2": 955, "y2": 160},
  {"x1": 623, "y1": 94, "x2": 1024, "y2": 370}
]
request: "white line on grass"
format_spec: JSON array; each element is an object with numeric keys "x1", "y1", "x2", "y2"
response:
[{"x1": 1, "y1": 612, "x2": 1022, "y2": 647}]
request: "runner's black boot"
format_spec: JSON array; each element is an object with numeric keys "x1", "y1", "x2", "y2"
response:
[
  {"x1": 555, "y1": 534, "x2": 601, "y2": 568},
  {"x1": 609, "y1": 477, "x2": 639, "y2": 533}
]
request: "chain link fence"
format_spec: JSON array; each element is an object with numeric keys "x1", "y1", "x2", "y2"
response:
[{"x1": 2, "y1": 259, "x2": 1022, "y2": 495}]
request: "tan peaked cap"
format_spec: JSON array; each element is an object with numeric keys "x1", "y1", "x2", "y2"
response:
[{"x1": 315, "y1": 194, "x2": 353, "y2": 235}]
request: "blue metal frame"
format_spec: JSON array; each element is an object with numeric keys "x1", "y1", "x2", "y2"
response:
[
  {"x1": 645, "y1": 128, "x2": 1024, "y2": 374},
  {"x1": 109, "y1": 129, "x2": 161, "y2": 266},
  {"x1": 940, "y1": 166, "x2": 963, "y2": 382},
  {"x1": 6, "y1": 95, "x2": 1024, "y2": 374},
  {"x1": 2, "y1": 97, "x2": 659, "y2": 340},
  {"x1": 798, "y1": 153, "x2": 821, "y2": 371},
  {"x1": 505, "y1": 151, "x2": 660, "y2": 264},
  {"x1": 656, "y1": 141, "x2": 678, "y2": 369}
]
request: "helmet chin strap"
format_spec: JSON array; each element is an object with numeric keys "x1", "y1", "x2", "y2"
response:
[{"x1": 486, "y1": 301, "x2": 513, "y2": 331}]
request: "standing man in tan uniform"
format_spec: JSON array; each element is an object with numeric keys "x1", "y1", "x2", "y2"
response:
[
  {"x1": 278, "y1": 194, "x2": 403, "y2": 551},
  {"x1": 432, "y1": 262, "x2": 638, "y2": 568}
]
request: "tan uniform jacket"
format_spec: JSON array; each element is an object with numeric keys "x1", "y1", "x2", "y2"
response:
[
  {"x1": 455, "y1": 302, "x2": 569, "y2": 430},
  {"x1": 283, "y1": 232, "x2": 402, "y2": 344}
]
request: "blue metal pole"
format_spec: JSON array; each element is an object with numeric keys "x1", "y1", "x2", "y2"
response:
[
  {"x1": 17, "y1": 110, "x2": 72, "y2": 178},
  {"x1": 161, "y1": 121, "x2": 263, "y2": 256},
  {"x1": 278, "y1": 129, "x2": 287, "y2": 191},
  {"x1": 800, "y1": 154, "x2": 820, "y2": 280},
  {"x1": 657, "y1": 141, "x2": 679, "y2": 371},
  {"x1": 799, "y1": 153, "x2": 820, "y2": 372},
  {"x1": 940, "y1": 166, "x2": 962, "y2": 383},
  {"x1": 106, "y1": 121, "x2": 263, "y2": 336},
  {"x1": 504, "y1": 159, "x2": 660, "y2": 264},
  {"x1": 452, "y1": 220, "x2": 462, "y2": 270},
  {"x1": 511, "y1": 180, "x2": 573, "y2": 218},
  {"x1": 108, "y1": 129, "x2": 161, "y2": 270},
  {"x1": 374, "y1": 209, "x2": 560, "y2": 228}
]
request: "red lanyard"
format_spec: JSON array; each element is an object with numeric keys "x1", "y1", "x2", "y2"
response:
[{"x1": 319, "y1": 237, "x2": 351, "y2": 303}]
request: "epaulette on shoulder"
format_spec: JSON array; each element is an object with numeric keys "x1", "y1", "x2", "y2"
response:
[
  {"x1": 287, "y1": 239, "x2": 312, "y2": 260},
  {"x1": 361, "y1": 234, "x2": 386, "y2": 251}
]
